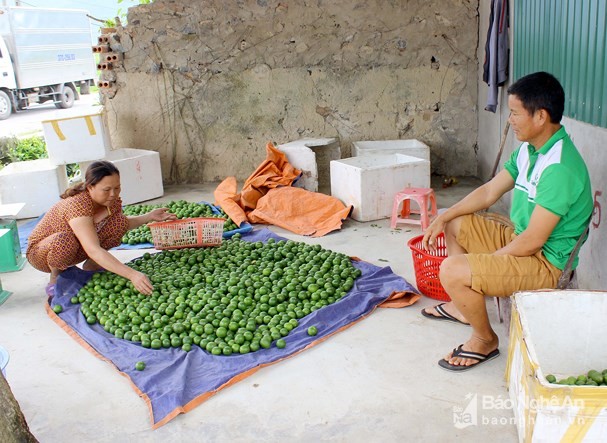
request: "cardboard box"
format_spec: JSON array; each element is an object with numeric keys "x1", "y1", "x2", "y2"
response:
[
  {"x1": 277, "y1": 138, "x2": 341, "y2": 193},
  {"x1": 0, "y1": 159, "x2": 68, "y2": 219},
  {"x1": 42, "y1": 110, "x2": 111, "y2": 165},
  {"x1": 80, "y1": 148, "x2": 163, "y2": 205},
  {"x1": 330, "y1": 154, "x2": 430, "y2": 222},
  {"x1": 352, "y1": 139, "x2": 430, "y2": 161},
  {"x1": 506, "y1": 290, "x2": 607, "y2": 442}
]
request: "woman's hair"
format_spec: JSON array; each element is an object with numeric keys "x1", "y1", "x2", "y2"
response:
[{"x1": 61, "y1": 160, "x2": 120, "y2": 199}]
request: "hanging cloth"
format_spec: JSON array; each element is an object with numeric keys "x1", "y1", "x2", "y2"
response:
[{"x1": 483, "y1": 0, "x2": 509, "y2": 113}]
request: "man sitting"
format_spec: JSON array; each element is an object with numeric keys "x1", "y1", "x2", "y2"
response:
[{"x1": 421, "y1": 71, "x2": 593, "y2": 371}]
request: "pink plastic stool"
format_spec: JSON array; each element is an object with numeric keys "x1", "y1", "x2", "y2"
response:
[{"x1": 390, "y1": 187, "x2": 437, "y2": 231}]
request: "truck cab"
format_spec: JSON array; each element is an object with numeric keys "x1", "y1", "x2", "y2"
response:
[
  {"x1": 0, "y1": 35, "x2": 16, "y2": 119},
  {"x1": 0, "y1": 6, "x2": 97, "y2": 120}
]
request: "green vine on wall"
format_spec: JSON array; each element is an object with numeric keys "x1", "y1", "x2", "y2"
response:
[{"x1": 103, "y1": 0, "x2": 154, "y2": 28}]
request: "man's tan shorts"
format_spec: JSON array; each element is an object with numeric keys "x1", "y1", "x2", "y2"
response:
[{"x1": 455, "y1": 214, "x2": 562, "y2": 297}]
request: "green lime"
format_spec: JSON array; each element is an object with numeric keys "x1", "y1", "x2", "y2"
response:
[
  {"x1": 71, "y1": 230, "x2": 363, "y2": 356},
  {"x1": 52, "y1": 304, "x2": 63, "y2": 314},
  {"x1": 588, "y1": 370, "x2": 604, "y2": 384},
  {"x1": 135, "y1": 361, "x2": 146, "y2": 371},
  {"x1": 307, "y1": 326, "x2": 318, "y2": 336}
]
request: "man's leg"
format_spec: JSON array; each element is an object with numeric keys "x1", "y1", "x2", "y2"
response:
[
  {"x1": 439, "y1": 254, "x2": 499, "y2": 367},
  {"x1": 422, "y1": 216, "x2": 469, "y2": 322},
  {"x1": 436, "y1": 217, "x2": 561, "y2": 368}
]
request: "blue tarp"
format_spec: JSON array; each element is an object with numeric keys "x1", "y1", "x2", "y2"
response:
[{"x1": 47, "y1": 228, "x2": 419, "y2": 428}]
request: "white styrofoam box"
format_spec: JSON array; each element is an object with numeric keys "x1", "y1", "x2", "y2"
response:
[
  {"x1": 42, "y1": 110, "x2": 112, "y2": 165},
  {"x1": 277, "y1": 138, "x2": 341, "y2": 193},
  {"x1": 352, "y1": 139, "x2": 430, "y2": 161},
  {"x1": 81, "y1": 148, "x2": 164, "y2": 205},
  {"x1": 330, "y1": 154, "x2": 430, "y2": 222},
  {"x1": 507, "y1": 291, "x2": 607, "y2": 442},
  {"x1": 0, "y1": 159, "x2": 68, "y2": 219}
]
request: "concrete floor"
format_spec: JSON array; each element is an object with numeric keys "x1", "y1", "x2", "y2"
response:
[{"x1": 0, "y1": 178, "x2": 519, "y2": 442}]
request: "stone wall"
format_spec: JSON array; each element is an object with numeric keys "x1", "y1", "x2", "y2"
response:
[{"x1": 102, "y1": 0, "x2": 479, "y2": 184}]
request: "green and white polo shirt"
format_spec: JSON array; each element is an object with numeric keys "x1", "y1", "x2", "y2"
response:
[{"x1": 503, "y1": 126, "x2": 593, "y2": 270}]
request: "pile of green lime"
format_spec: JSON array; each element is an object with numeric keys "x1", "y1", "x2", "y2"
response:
[
  {"x1": 72, "y1": 236, "x2": 361, "y2": 355},
  {"x1": 121, "y1": 200, "x2": 239, "y2": 245},
  {"x1": 546, "y1": 369, "x2": 607, "y2": 386}
]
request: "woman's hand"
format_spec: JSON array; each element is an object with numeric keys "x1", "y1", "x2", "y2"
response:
[
  {"x1": 147, "y1": 207, "x2": 177, "y2": 223},
  {"x1": 129, "y1": 270, "x2": 154, "y2": 296}
]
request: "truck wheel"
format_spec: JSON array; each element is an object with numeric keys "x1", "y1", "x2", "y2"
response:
[
  {"x1": 54, "y1": 86, "x2": 75, "y2": 109},
  {"x1": 0, "y1": 90, "x2": 12, "y2": 120}
]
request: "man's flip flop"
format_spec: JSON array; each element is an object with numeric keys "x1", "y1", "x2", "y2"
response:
[
  {"x1": 421, "y1": 303, "x2": 470, "y2": 326},
  {"x1": 438, "y1": 344, "x2": 500, "y2": 372}
]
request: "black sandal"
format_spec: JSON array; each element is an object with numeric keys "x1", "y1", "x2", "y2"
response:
[{"x1": 421, "y1": 303, "x2": 470, "y2": 325}]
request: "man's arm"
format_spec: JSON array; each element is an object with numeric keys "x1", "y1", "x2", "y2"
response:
[
  {"x1": 422, "y1": 169, "x2": 515, "y2": 248},
  {"x1": 494, "y1": 204, "x2": 560, "y2": 257}
]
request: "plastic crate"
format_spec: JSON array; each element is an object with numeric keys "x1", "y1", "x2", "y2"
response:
[
  {"x1": 330, "y1": 154, "x2": 430, "y2": 221},
  {"x1": 42, "y1": 111, "x2": 111, "y2": 165},
  {"x1": 407, "y1": 232, "x2": 450, "y2": 301},
  {"x1": 507, "y1": 291, "x2": 607, "y2": 441},
  {"x1": 149, "y1": 217, "x2": 224, "y2": 250}
]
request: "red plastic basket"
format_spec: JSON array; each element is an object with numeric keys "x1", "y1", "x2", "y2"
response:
[
  {"x1": 407, "y1": 232, "x2": 450, "y2": 301},
  {"x1": 149, "y1": 217, "x2": 225, "y2": 250}
]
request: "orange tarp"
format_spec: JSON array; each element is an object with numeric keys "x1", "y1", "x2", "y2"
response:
[{"x1": 215, "y1": 142, "x2": 352, "y2": 237}]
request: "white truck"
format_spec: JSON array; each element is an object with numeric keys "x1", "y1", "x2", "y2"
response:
[{"x1": 0, "y1": 6, "x2": 97, "y2": 120}]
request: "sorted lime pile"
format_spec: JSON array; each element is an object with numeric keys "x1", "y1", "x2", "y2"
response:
[
  {"x1": 72, "y1": 236, "x2": 361, "y2": 355},
  {"x1": 546, "y1": 369, "x2": 607, "y2": 386},
  {"x1": 121, "y1": 200, "x2": 239, "y2": 245}
]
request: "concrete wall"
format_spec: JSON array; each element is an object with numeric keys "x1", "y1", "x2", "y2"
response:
[
  {"x1": 476, "y1": 0, "x2": 606, "y2": 290},
  {"x1": 102, "y1": 0, "x2": 480, "y2": 184}
]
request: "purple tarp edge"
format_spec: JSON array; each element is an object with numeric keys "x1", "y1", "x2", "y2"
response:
[{"x1": 49, "y1": 228, "x2": 418, "y2": 426}]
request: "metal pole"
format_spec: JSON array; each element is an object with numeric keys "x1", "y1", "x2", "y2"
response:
[{"x1": 491, "y1": 120, "x2": 511, "y2": 179}]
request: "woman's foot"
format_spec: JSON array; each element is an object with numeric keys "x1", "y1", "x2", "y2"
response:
[
  {"x1": 82, "y1": 259, "x2": 104, "y2": 272},
  {"x1": 49, "y1": 269, "x2": 60, "y2": 285},
  {"x1": 45, "y1": 282, "x2": 56, "y2": 297}
]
